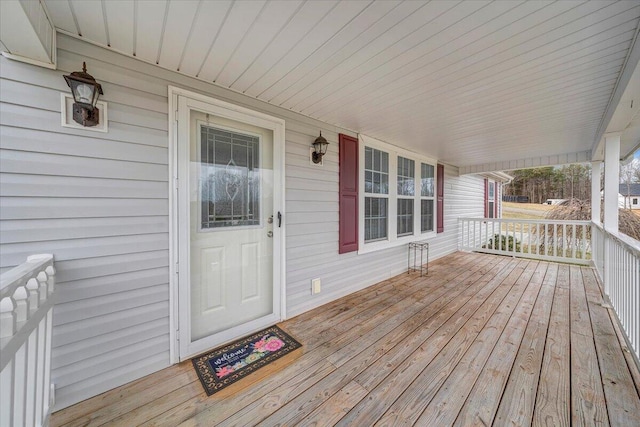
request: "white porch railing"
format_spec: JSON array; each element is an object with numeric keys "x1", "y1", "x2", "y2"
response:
[
  {"x1": 1, "y1": 255, "x2": 56, "y2": 427},
  {"x1": 459, "y1": 218, "x2": 592, "y2": 265},
  {"x1": 592, "y1": 222, "x2": 640, "y2": 362},
  {"x1": 460, "y1": 217, "x2": 640, "y2": 362}
]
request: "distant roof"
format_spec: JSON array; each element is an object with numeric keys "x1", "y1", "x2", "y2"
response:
[
  {"x1": 619, "y1": 183, "x2": 640, "y2": 196},
  {"x1": 479, "y1": 171, "x2": 514, "y2": 184}
]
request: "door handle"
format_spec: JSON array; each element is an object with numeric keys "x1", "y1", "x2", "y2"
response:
[
  {"x1": 267, "y1": 231, "x2": 273, "y2": 238},
  {"x1": 278, "y1": 212, "x2": 282, "y2": 228}
]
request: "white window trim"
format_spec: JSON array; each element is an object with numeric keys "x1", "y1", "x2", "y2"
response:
[
  {"x1": 420, "y1": 162, "x2": 436, "y2": 233},
  {"x1": 487, "y1": 181, "x2": 496, "y2": 219},
  {"x1": 358, "y1": 134, "x2": 438, "y2": 254}
]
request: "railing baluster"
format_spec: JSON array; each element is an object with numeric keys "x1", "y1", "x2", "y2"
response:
[
  {"x1": 14, "y1": 336, "x2": 26, "y2": 427},
  {"x1": 26, "y1": 321, "x2": 37, "y2": 427},
  {"x1": 1, "y1": 255, "x2": 55, "y2": 427},
  {"x1": 0, "y1": 358, "x2": 13, "y2": 426}
]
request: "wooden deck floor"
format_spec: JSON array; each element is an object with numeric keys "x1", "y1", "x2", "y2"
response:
[{"x1": 52, "y1": 252, "x2": 640, "y2": 426}]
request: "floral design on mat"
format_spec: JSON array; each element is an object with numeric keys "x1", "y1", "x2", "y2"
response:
[{"x1": 215, "y1": 335, "x2": 285, "y2": 378}]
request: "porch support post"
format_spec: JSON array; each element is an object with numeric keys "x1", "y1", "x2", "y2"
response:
[
  {"x1": 602, "y1": 133, "x2": 620, "y2": 298},
  {"x1": 591, "y1": 161, "x2": 601, "y2": 224},
  {"x1": 603, "y1": 134, "x2": 620, "y2": 232},
  {"x1": 591, "y1": 160, "x2": 602, "y2": 277}
]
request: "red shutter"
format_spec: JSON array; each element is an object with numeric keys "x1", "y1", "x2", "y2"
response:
[
  {"x1": 437, "y1": 164, "x2": 444, "y2": 233},
  {"x1": 339, "y1": 134, "x2": 358, "y2": 253},
  {"x1": 484, "y1": 178, "x2": 489, "y2": 218}
]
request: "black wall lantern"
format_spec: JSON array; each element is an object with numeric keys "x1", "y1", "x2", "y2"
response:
[
  {"x1": 311, "y1": 131, "x2": 329, "y2": 164},
  {"x1": 64, "y1": 62, "x2": 103, "y2": 127}
]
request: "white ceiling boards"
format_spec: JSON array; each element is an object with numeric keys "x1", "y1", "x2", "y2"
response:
[{"x1": 42, "y1": 0, "x2": 640, "y2": 168}]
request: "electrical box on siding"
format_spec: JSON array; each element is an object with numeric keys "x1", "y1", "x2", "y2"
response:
[{"x1": 61, "y1": 94, "x2": 109, "y2": 133}]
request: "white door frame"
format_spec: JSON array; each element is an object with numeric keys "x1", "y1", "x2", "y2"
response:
[{"x1": 168, "y1": 86, "x2": 286, "y2": 362}]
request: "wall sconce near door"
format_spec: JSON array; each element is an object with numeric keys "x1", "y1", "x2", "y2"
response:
[
  {"x1": 311, "y1": 131, "x2": 329, "y2": 165},
  {"x1": 63, "y1": 62, "x2": 103, "y2": 127}
]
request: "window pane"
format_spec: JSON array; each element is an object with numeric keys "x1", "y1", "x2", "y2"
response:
[
  {"x1": 397, "y1": 199, "x2": 414, "y2": 236},
  {"x1": 364, "y1": 147, "x2": 389, "y2": 194},
  {"x1": 397, "y1": 156, "x2": 415, "y2": 196},
  {"x1": 421, "y1": 163, "x2": 434, "y2": 197},
  {"x1": 421, "y1": 200, "x2": 434, "y2": 232},
  {"x1": 365, "y1": 197, "x2": 388, "y2": 241},
  {"x1": 200, "y1": 125, "x2": 260, "y2": 229},
  {"x1": 365, "y1": 146, "x2": 373, "y2": 170},
  {"x1": 488, "y1": 182, "x2": 495, "y2": 198},
  {"x1": 381, "y1": 173, "x2": 388, "y2": 194},
  {"x1": 365, "y1": 171, "x2": 372, "y2": 193},
  {"x1": 488, "y1": 201, "x2": 495, "y2": 219}
]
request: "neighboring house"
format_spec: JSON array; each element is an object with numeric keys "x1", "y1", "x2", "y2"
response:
[
  {"x1": 0, "y1": 0, "x2": 638, "y2": 417},
  {"x1": 543, "y1": 199, "x2": 569, "y2": 205},
  {"x1": 481, "y1": 172, "x2": 513, "y2": 219},
  {"x1": 619, "y1": 183, "x2": 640, "y2": 209}
]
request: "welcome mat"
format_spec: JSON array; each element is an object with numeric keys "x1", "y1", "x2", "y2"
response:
[{"x1": 192, "y1": 325, "x2": 303, "y2": 396}]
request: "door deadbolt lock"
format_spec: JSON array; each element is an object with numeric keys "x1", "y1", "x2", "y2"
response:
[
  {"x1": 267, "y1": 231, "x2": 273, "y2": 238},
  {"x1": 267, "y1": 215, "x2": 273, "y2": 224}
]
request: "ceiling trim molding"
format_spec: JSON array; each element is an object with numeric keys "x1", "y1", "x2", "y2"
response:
[
  {"x1": 591, "y1": 18, "x2": 640, "y2": 159},
  {"x1": 459, "y1": 150, "x2": 592, "y2": 175}
]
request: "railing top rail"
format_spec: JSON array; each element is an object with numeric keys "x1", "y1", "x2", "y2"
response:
[
  {"x1": 591, "y1": 220, "x2": 640, "y2": 256},
  {"x1": 0, "y1": 254, "x2": 54, "y2": 299},
  {"x1": 458, "y1": 217, "x2": 591, "y2": 225}
]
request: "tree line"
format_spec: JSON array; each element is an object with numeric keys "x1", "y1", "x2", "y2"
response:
[
  {"x1": 503, "y1": 165, "x2": 592, "y2": 204},
  {"x1": 504, "y1": 158, "x2": 640, "y2": 205}
]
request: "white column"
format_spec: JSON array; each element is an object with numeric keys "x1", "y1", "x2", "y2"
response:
[
  {"x1": 602, "y1": 133, "x2": 620, "y2": 300},
  {"x1": 603, "y1": 133, "x2": 620, "y2": 232},
  {"x1": 591, "y1": 161, "x2": 602, "y2": 279},
  {"x1": 591, "y1": 161, "x2": 602, "y2": 223}
]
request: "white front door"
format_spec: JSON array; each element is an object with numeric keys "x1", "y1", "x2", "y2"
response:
[{"x1": 175, "y1": 93, "x2": 285, "y2": 359}]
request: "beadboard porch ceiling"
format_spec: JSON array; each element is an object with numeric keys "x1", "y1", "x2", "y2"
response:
[{"x1": 43, "y1": 0, "x2": 640, "y2": 168}]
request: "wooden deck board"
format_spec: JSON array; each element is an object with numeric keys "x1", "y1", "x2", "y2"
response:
[
  {"x1": 533, "y1": 264, "x2": 570, "y2": 427},
  {"x1": 417, "y1": 261, "x2": 542, "y2": 426},
  {"x1": 452, "y1": 261, "x2": 550, "y2": 427},
  {"x1": 582, "y1": 266, "x2": 640, "y2": 426},
  {"x1": 336, "y1": 258, "x2": 521, "y2": 426},
  {"x1": 51, "y1": 252, "x2": 640, "y2": 427},
  {"x1": 225, "y1": 257, "x2": 512, "y2": 426},
  {"x1": 375, "y1": 260, "x2": 533, "y2": 426},
  {"x1": 570, "y1": 265, "x2": 610, "y2": 426},
  {"x1": 493, "y1": 261, "x2": 558, "y2": 426},
  {"x1": 150, "y1": 255, "x2": 487, "y2": 427}
]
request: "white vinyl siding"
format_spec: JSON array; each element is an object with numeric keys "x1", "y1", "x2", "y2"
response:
[
  {"x1": 0, "y1": 39, "x2": 171, "y2": 411},
  {"x1": 0, "y1": 33, "x2": 488, "y2": 409}
]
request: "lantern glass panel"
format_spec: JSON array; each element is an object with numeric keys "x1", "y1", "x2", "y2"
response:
[
  {"x1": 68, "y1": 79, "x2": 96, "y2": 106},
  {"x1": 316, "y1": 140, "x2": 328, "y2": 155},
  {"x1": 75, "y1": 83, "x2": 95, "y2": 105}
]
